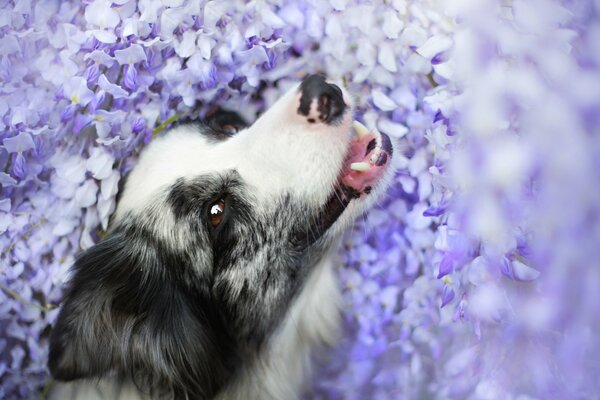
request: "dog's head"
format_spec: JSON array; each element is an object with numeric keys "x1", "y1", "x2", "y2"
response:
[{"x1": 48, "y1": 75, "x2": 394, "y2": 398}]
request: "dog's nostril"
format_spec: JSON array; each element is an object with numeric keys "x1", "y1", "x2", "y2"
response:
[{"x1": 298, "y1": 74, "x2": 346, "y2": 125}]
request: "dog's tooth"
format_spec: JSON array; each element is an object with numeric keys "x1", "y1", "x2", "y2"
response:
[
  {"x1": 350, "y1": 162, "x2": 370, "y2": 172},
  {"x1": 353, "y1": 120, "x2": 370, "y2": 139},
  {"x1": 370, "y1": 148, "x2": 381, "y2": 163},
  {"x1": 374, "y1": 128, "x2": 382, "y2": 146}
]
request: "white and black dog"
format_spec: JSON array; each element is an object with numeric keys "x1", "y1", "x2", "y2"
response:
[{"x1": 48, "y1": 75, "x2": 394, "y2": 399}]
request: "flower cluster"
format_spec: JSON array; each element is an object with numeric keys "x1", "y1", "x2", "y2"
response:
[
  {"x1": 312, "y1": 0, "x2": 600, "y2": 399},
  {"x1": 1, "y1": 0, "x2": 599, "y2": 399},
  {"x1": 0, "y1": 1, "x2": 305, "y2": 396}
]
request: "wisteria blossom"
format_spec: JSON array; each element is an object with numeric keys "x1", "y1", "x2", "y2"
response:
[{"x1": 1, "y1": 0, "x2": 599, "y2": 399}]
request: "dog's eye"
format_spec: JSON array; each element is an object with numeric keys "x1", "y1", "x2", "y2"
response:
[
  {"x1": 209, "y1": 199, "x2": 226, "y2": 227},
  {"x1": 221, "y1": 124, "x2": 238, "y2": 134}
]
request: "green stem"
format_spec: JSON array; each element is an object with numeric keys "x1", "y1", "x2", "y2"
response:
[
  {"x1": 40, "y1": 378, "x2": 55, "y2": 399},
  {"x1": 0, "y1": 281, "x2": 57, "y2": 314},
  {"x1": 153, "y1": 114, "x2": 180, "y2": 136},
  {"x1": 0, "y1": 216, "x2": 58, "y2": 314},
  {"x1": 426, "y1": 72, "x2": 439, "y2": 88},
  {"x1": 1, "y1": 217, "x2": 47, "y2": 258}
]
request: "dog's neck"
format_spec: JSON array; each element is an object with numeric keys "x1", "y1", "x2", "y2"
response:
[{"x1": 218, "y1": 249, "x2": 342, "y2": 400}]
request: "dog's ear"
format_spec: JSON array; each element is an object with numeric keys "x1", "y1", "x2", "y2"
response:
[{"x1": 48, "y1": 226, "x2": 239, "y2": 398}]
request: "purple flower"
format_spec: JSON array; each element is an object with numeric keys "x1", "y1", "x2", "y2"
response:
[
  {"x1": 60, "y1": 105, "x2": 77, "y2": 123},
  {"x1": 131, "y1": 117, "x2": 146, "y2": 134},
  {"x1": 437, "y1": 255, "x2": 454, "y2": 279},
  {"x1": 11, "y1": 153, "x2": 27, "y2": 179},
  {"x1": 122, "y1": 64, "x2": 138, "y2": 92},
  {"x1": 84, "y1": 64, "x2": 101, "y2": 85},
  {"x1": 2, "y1": 0, "x2": 600, "y2": 399},
  {"x1": 440, "y1": 284, "x2": 455, "y2": 308},
  {"x1": 72, "y1": 114, "x2": 92, "y2": 134}
]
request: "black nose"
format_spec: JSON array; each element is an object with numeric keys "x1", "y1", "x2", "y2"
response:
[{"x1": 297, "y1": 74, "x2": 346, "y2": 125}]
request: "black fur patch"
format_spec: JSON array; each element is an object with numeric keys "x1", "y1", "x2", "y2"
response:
[
  {"x1": 206, "y1": 109, "x2": 248, "y2": 134},
  {"x1": 48, "y1": 220, "x2": 240, "y2": 399},
  {"x1": 175, "y1": 109, "x2": 248, "y2": 143},
  {"x1": 365, "y1": 138, "x2": 377, "y2": 156},
  {"x1": 297, "y1": 74, "x2": 346, "y2": 125},
  {"x1": 380, "y1": 132, "x2": 393, "y2": 156}
]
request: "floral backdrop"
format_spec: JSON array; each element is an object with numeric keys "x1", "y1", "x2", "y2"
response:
[{"x1": 1, "y1": 0, "x2": 599, "y2": 399}]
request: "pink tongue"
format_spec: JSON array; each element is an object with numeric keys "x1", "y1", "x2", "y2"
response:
[
  {"x1": 340, "y1": 133, "x2": 387, "y2": 192},
  {"x1": 342, "y1": 166, "x2": 383, "y2": 190}
]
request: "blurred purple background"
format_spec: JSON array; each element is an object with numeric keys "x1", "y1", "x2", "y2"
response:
[{"x1": 1, "y1": 0, "x2": 599, "y2": 398}]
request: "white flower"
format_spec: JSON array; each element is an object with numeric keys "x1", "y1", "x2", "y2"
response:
[
  {"x1": 115, "y1": 44, "x2": 147, "y2": 65},
  {"x1": 63, "y1": 77, "x2": 94, "y2": 106},
  {"x1": 174, "y1": 30, "x2": 198, "y2": 58},
  {"x1": 382, "y1": 10, "x2": 404, "y2": 39},
  {"x1": 86, "y1": 147, "x2": 114, "y2": 180},
  {"x1": 160, "y1": 7, "x2": 188, "y2": 39},
  {"x1": 416, "y1": 35, "x2": 452, "y2": 60},
  {"x1": 377, "y1": 118, "x2": 408, "y2": 138},
  {"x1": 372, "y1": 89, "x2": 397, "y2": 111},
  {"x1": 75, "y1": 179, "x2": 98, "y2": 208},
  {"x1": 85, "y1": 0, "x2": 120, "y2": 29},
  {"x1": 377, "y1": 41, "x2": 397, "y2": 72}
]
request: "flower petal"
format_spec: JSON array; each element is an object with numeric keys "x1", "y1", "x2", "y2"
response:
[
  {"x1": 372, "y1": 89, "x2": 397, "y2": 111},
  {"x1": 3, "y1": 132, "x2": 35, "y2": 153},
  {"x1": 86, "y1": 147, "x2": 114, "y2": 180},
  {"x1": 90, "y1": 29, "x2": 117, "y2": 44},
  {"x1": 416, "y1": 35, "x2": 453, "y2": 60},
  {"x1": 512, "y1": 260, "x2": 541, "y2": 281},
  {"x1": 97, "y1": 74, "x2": 129, "y2": 99},
  {"x1": 114, "y1": 44, "x2": 147, "y2": 65},
  {"x1": 378, "y1": 42, "x2": 397, "y2": 72}
]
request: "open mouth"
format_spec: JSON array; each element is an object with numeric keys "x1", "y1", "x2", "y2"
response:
[
  {"x1": 304, "y1": 121, "x2": 393, "y2": 245},
  {"x1": 338, "y1": 120, "x2": 393, "y2": 198}
]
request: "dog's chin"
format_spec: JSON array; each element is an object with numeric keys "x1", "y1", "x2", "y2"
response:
[{"x1": 315, "y1": 124, "x2": 394, "y2": 242}]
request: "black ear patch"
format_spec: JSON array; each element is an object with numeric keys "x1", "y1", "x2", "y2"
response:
[
  {"x1": 48, "y1": 222, "x2": 240, "y2": 399},
  {"x1": 174, "y1": 108, "x2": 248, "y2": 143},
  {"x1": 205, "y1": 108, "x2": 248, "y2": 135},
  {"x1": 297, "y1": 74, "x2": 346, "y2": 125}
]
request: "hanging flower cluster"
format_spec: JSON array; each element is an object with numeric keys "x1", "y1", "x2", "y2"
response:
[
  {"x1": 312, "y1": 0, "x2": 600, "y2": 399},
  {"x1": 1, "y1": 0, "x2": 599, "y2": 399}
]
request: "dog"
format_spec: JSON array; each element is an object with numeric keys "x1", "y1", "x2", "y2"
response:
[{"x1": 48, "y1": 74, "x2": 394, "y2": 399}]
